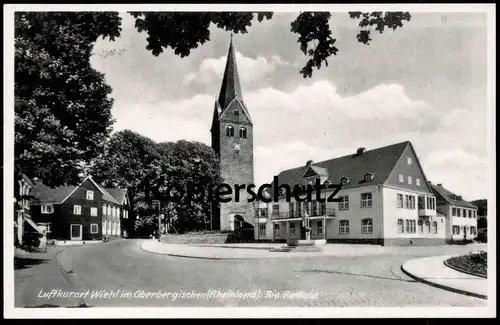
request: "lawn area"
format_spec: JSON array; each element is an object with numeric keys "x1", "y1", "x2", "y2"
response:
[{"x1": 446, "y1": 251, "x2": 487, "y2": 277}]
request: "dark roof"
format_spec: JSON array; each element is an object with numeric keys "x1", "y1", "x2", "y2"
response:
[
  {"x1": 217, "y1": 38, "x2": 244, "y2": 111},
  {"x1": 31, "y1": 179, "x2": 122, "y2": 206},
  {"x1": 105, "y1": 188, "x2": 127, "y2": 204},
  {"x1": 272, "y1": 141, "x2": 410, "y2": 190},
  {"x1": 31, "y1": 182, "x2": 77, "y2": 204},
  {"x1": 429, "y1": 184, "x2": 477, "y2": 209}
]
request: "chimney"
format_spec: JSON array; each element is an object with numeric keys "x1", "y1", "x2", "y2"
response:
[
  {"x1": 306, "y1": 160, "x2": 314, "y2": 167},
  {"x1": 356, "y1": 147, "x2": 366, "y2": 155},
  {"x1": 437, "y1": 183, "x2": 442, "y2": 187}
]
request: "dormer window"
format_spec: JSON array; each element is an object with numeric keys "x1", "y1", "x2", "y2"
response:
[
  {"x1": 226, "y1": 125, "x2": 234, "y2": 137},
  {"x1": 364, "y1": 173, "x2": 374, "y2": 182},
  {"x1": 341, "y1": 177, "x2": 350, "y2": 185},
  {"x1": 239, "y1": 127, "x2": 247, "y2": 139}
]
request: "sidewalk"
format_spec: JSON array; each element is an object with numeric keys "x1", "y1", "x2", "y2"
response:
[
  {"x1": 401, "y1": 255, "x2": 488, "y2": 300},
  {"x1": 15, "y1": 247, "x2": 87, "y2": 307},
  {"x1": 141, "y1": 240, "x2": 391, "y2": 259}
]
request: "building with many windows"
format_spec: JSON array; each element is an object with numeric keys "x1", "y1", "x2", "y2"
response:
[
  {"x1": 255, "y1": 141, "x2": 447, "y2": 246},
  {"x1": 30, "y1": 175, "x2": 129, "y2": 242},
  {"x1": 429, "y1": 183, "x2": 478, "y2": 242}
]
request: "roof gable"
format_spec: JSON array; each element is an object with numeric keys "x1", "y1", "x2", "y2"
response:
[
  {"x1": 272, "y1": 141, "x2": 410, "y2": 190},
  {"x1": 430, "y1": 184, "x2": 477, "y2": 209},
  {"x1": 60, "y1": 176, "x2": 106, "y2": 204},
  {"x1": 105, "y1": 188, "x2": 128, "y2": 205}
]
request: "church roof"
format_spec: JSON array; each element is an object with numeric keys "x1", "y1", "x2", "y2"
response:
[{"x1": 218, "y1": 37, "x2": 244, "y2": 111}]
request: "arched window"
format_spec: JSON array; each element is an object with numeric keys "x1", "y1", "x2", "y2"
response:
[
  {"x1": 226, "y1": 125, "x2": 234, "y2": 137},
  {"x1": 397, "y1": 219, "x2": 404, "y2": 233},
  {"x1": 425, "y1": 221, "x2": 431, "y2": 233},
  {"x1": 432, "y1": 221, "x2": 438, "y2": 234},
  {"x1": 239, "y1": 127, "x2": 247, "y2": 138}
]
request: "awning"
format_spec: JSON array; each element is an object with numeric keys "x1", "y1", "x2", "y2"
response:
[{"x1": 23, "y1": 216, "x2": 44, "y2": 235}]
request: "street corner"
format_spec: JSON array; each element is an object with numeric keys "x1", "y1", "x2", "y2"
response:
[{"x1": 401, "y1": 255, "x2": 488, "y2": 300}]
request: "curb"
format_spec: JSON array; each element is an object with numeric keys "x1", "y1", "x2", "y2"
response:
[
  {"x1": 443, "y1": 259, "x2": 487, "y2": 279},
  {"x1": 400, "y1": 263, "x2": 487, "y2": 300}
]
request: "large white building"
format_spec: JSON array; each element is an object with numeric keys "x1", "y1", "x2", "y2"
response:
[
  {"x1": 429, "y1": 183, "x2": 478, "y2": 242},
  {"x1": 254, "y1": 141, "x2": 449, "y2": 246}
]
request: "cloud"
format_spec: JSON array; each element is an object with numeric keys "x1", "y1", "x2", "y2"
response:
[{"x1": 184, "y1": 52, "x2": 291, "y2": 87}]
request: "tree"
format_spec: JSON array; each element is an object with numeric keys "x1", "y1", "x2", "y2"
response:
[
  {"x1": 90, "y1": 130, "x2": 162, "y2": 237},
  {"x1": 129, "y1": 11, "x2": 411, "y2": 78},
  {"x1": 14, "y1": 12, "x2": 121, "y2": 189},
  {"x1": 153, "y1": 140, "x2": 220, "y2": 233},
  {"x1": 470, "y1": 199, "x2": 487, "y2": 217}
]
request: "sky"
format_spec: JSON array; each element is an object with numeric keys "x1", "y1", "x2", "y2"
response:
[{"x1": 89, "y1": 11, "x2": 490, "y2": 201}]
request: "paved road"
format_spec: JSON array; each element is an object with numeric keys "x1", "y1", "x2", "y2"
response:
[{"x1": 26, "y1": 239, "x2": 487, "y2": 307}]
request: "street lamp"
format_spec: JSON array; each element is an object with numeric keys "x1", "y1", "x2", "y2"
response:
[{"x1": 152, "y1": 199, "x2": 161, "y2": 242}]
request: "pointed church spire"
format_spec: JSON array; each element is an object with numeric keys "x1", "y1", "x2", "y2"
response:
[{"x1": 217, "y1": 35, "x2": 244, "y2": 110}]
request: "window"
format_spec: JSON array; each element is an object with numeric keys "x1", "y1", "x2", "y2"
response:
[
  {"x1": 407, "y1": 157, "x2": 412, "y2": 165},
  {"x1": 408, "y1": 176, "x2": 412, "y2": 185},
  {"x1": 260, "y1": 209, "x2": 267, "y2": 218},
  {"x1": 470, "y1": 226, "x2": 476, "y2": 235},
  {"x1": 339, "y1": 220, "x2": 349, "y2": 234},
  {"x1": 457, "y1": 209, "x2": 461, "y2": 217},
  {"x1": 473, "y1": 211, "x2": 476, "y2": 218},
  {"x1": 453, "y1": 225, "x2": 460, "y2": 235},
  {"x1": 226, "y1": 125, "x2": 234, "y2": 137},
  {"x1": 409, "y1": 196, "x2": 416, "y2": 209},
  {"x1": 397, "y1": 219, "x2": 404, "y2": 233},
  {"x1": 273, "y1": 223, "x2": 280, "y2": 235},
  {"x1": 112, "y1": 222, "x2": 115, "y2": 235},
  {"x1": 259, "y1": 224, "x2": 266, "y2": 235},
  {"x1": 73, "y1": 205, "x2": 81, "y2": 215},
  {"x1": 289, "y1": 223, "x2": 296, "y2": 235},
  {"x1": 107, "y1": 205, "x2": 111, "y2": 216},
  {"x1": 452, "y1": 208, "x2": 457, "y2": 216},
  {"x1": 312, "y1": 201, "x2": 318, "y2": 216},
  {"x1": 397, "y1": 194, "x2": 404, "y2": 208},
  {"x1": 90, "y1": 224, "x2": 98, "y2": 234},
  {"x1": 405, "y1": 195, "x2": 409, "y2": 209},
  {"x1": 399, "y1": 174, "x2": 404, "y2": 183},
  {"x1": 90, "y1": 207, "x2": 98, "y2": 217},
  {"x1": 272, "y1": 204, "x2": 279, "y2": 215},
  {"x1": 117, "y1": 208, "x2": 121, "y2": 217},
  {"x1": 41, "y1": 204, "x2": 54, "y2": 214},
  {"x1": 320, "y1": 202, "x2": 326, "y2": 216},
  {"x1": 339, "y1": 195, "x2": 349, "y2": 210},
  {"x1": 234, "y1": 109, "x2": 239, "y2": 115},
  {"x1": 468, "y1": 210, "x2": 472, "y2": 218},
  {"x1": 102, "y1": 221, "x2": 106, "y2": 234},
  {"x1": 239, "y1": 127, "x2": 247, "y2": 139},
  {"x1": 289, "y1": 203, "x2": 294, "y2": 217},
  {"x1": 102, "y1": 204, "x2": 106, "y2": 215},
  {"x1": 296, "y1": 202, "x2": 301, "y2": 216},
  {"x1": 425, "y1": 221, "x2": 431, "y2": 233},
  {"x1": 317, "y1": 220, "x2": 323, "y2": 235},
  {"x1": 463, "y1": 209, "x2": 467, "y2": 218},
  {"x1": 86, "y1": 190, "x2": 94, "y2": 200},
  {"x1": 361, "y1": 193, "x2": 372, "y2": 208},
  {"x1": 361, "y1": 219, "x2": 373, "y2": 234},
  {"x1": 418, "y1": 220, "x2": 423, "y2": 233},
  {"x1": 405, "y1": 220, "x2": 416, "y2": 234},
  {"x1": 107, "y1": 220, "x2": 111, "y2": 235},
  {"x1": 432, "y1": 222, "x2": 437, "y2": 234}
]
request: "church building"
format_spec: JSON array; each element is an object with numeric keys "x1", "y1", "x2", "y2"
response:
[{"x1": 210, "y1": 38, "x2": 255, "y2": 232}]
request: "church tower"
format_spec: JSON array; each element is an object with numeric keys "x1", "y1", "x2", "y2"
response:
[{"x1": 210, "y1": 37, "x2": 255, "y2": 232}]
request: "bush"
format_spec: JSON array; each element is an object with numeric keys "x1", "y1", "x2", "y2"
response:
[
  {"x1": 477, "y1": 229, "x2": 487, "y2": 243},
  {"x1": 447, "y1": 251, "x2": 487, "y2": 277}
]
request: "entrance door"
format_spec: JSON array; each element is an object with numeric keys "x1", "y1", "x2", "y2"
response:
[{"x1": 70, "y1": 224, "x2": 82, "y2": 240}]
